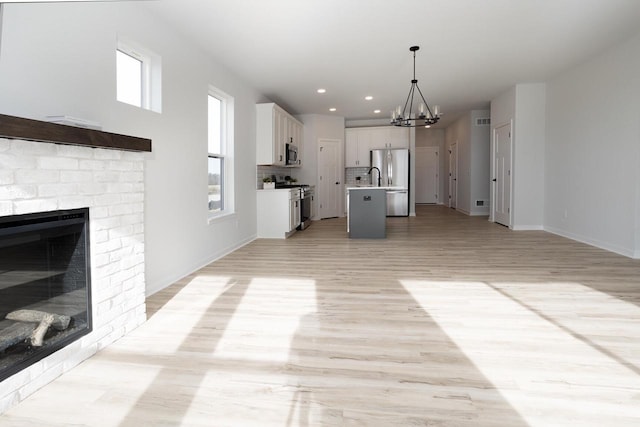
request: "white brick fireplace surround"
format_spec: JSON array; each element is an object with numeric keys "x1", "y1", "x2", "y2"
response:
[{"x1": 0, "y1": 137, "x2": 147, "y2": 413}]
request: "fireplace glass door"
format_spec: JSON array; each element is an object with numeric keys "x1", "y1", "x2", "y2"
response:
[{"x1": 0, "y1": 208, "x2": 92, "y2": 381}]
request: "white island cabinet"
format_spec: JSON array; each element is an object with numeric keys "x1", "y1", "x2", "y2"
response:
[{"x1": 257, "y1": 188, "x2": 301, "y2": 238}]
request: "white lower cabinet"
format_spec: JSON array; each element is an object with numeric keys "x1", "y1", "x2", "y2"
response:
[{"x1": 257, "y1": 188, "x2": 301, "y2": 238}]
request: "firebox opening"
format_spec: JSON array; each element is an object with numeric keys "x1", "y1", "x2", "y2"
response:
[{"x1": 0, "y1": 208, "x2": 92, "y2": 382}]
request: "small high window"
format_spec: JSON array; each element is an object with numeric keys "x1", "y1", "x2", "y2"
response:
[
  {"x1": 116, "y1": 38, "x2": 162, "y2": 112},
  {"x1": 116, "y1": 50, "x2": 143, "y2": 107}
]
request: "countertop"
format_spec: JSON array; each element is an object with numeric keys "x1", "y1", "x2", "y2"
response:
[{"x1": 346, "y1": 186, "x2": 407, "y2": 191}]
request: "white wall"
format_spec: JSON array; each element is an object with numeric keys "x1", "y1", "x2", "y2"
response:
[
  {"x1": 490, "y1": 84, "x2": 546, "y2": 229},
  {"x1": 296, "y1": 114, "x2": 345, "y2": 219},
  {"x1": 470, "y1": 110, "x2": 491, "y2": 215},
  {"x1": 444, "y1": 110, "x2": 490, "y2": 216},
  {"x1": 514, "y1": 84, "x2": 546, "y2": 229},
  {"x1": 0, "y1": 2, "x2": 261, "y2": 295},
  {"x1": 445, "y1": 114, "x2": 470, "y2": 213},
  {"x1": 296, "y1": 114, "x2": 345, "y2": 188},
  {"x1": 545, "y1": 32, "x2": 640, "y2": 257}
]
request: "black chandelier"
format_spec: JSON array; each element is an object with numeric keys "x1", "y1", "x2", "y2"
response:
[{"x1": 391, "y1": 46, "x2": 441, "y2": 128}]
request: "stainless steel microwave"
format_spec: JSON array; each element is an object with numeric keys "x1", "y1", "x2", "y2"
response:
[{"x1": 286, "y1": 143, "x2": 298, "y2": 165}]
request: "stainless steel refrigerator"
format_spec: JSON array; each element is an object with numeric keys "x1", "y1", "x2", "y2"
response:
[{"x1": 370, "y1": 148, "x2": 409, "y2": 216}]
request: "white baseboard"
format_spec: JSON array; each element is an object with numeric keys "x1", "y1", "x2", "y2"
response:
[
  {"x1": 512, "y1": 225, "x2": 544, "y2": 231},
  {"x1": 146, "y1": 234, "x2": 257, "y2": 297},
  {"x1": 544, "y1": 226, "x2": 636, "y2": 259}
]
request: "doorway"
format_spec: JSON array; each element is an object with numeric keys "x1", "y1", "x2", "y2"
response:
[
  {"x1": 492, "y1": 124, "x2": 512, "y2": 226},
  {"x1": 317, "y1": 139, "x2": 341, "y2": 219},
  {"x1": 448, "y1": 143, "x2": 457, "y2": 209},
  {"x1": 415, "y1": 146, "x2": 439, "y2": 204}
]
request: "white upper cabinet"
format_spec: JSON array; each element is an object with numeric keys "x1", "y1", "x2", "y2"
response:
[
  {"x1": 345, "y1": 128, "x2": 374, "y2": 167},
  {"x1": 256, "y1": 103, "x2": 303, "y2": 167},
  {"x1": 388, "y1": 127, "x2": 409, "y2": 148},
  {"x1": 369, "y1": 127, "x2": 409, "y2": 149},
  {"x1": 345, "y1": 126, "x2": 409, "y2": 167}
]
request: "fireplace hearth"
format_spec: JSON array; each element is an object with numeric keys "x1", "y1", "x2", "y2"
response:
[{"x1": 0, "y1": 208, "x2": 92, "y2": 382}]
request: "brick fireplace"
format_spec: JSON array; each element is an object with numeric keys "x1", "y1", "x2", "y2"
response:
[{"x1": 0, "y1": 136, "x2": 147, "y2": 413}]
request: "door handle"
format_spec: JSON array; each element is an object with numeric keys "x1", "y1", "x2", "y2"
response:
[
  {"x1": 335, "y1": 182, "x2": 340, "y2": 185},
  {"x1": 492, "y1": 178, "x2": 497, "y2": 182}
]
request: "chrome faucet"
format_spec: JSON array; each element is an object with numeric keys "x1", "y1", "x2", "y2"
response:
[{"x1": 367, "y1": 166, "x2": 382, "y2": 187}]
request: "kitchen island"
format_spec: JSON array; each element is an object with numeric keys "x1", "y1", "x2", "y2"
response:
[{"x1": 346, "y1": 187, "x2": 387, "y2": 238}]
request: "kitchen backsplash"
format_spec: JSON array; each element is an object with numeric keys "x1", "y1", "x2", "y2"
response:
[
  {"x1": 345, "y1": 167, "x2": 373, "y2": 186},
  {"x1": 256, "y1": 165, "x2": 299, "y2": 188},
  {"x1": 257, "y1": 165, "x2": 374, "y2": 189}
]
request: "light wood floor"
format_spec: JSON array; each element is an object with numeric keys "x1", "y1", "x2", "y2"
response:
[{"x1": 3, "y1": 205, "x2": 640, "y2": 426}]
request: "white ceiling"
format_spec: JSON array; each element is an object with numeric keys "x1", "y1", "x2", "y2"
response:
[{"x1": 144, "y1": 0, "x2": 640, "y2": 127}]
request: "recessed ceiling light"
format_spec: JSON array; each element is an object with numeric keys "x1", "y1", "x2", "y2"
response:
[
  {"x1": 329, "y1": 107, "x2": 337, "y2": 112},
  {"x1": 374, "y1": 110, "x2": 381, "y2": 114},
  {"x1": 424, "y1": 125, "x2": 431, "y2": 129},
  {"x1": 365, "y1": 96, "x2": 373, "y2": 101},
  {"x1": 317, "y1": 88, "x2": 326, "y2": 94}
]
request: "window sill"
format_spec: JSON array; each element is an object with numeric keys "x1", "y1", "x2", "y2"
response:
[{"x1": 208, "y1": 211, "x2": 236, "y2": 225}]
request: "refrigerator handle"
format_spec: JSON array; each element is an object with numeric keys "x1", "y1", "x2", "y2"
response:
[{"x1": 387, "y1": 150, "x2": 393, "y2": 186}]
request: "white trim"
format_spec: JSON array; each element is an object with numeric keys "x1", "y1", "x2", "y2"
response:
[
  {"x1": 544, "y1": 225, "x2": 636, "y2": 259},
  {"x1": 490, "y1": 120, "x2": 513, "y2": 227},
  {"x1": 146, "y1": 234, "x2": 256, "y2": 297},
  {"x1": 512, "y1": 225, "x2": 544, "y2": 231},
  {"x1": 207, "y1": 86, "x2": 235, "y2": 220},
  {"x1": 207, "y1": 211, "x2": 237, "y2": 226},
  {"x1": 0, "y1": 5, "x2": 4, "y2": 62}
]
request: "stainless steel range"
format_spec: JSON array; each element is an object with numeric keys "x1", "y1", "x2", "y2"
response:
[{"x1": 275, "y1": 184, "x2": 315, "y2": 230}]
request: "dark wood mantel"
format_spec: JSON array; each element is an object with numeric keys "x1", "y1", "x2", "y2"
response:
[{"x1": 0, "y1": 114, "x2": 152, "y2": 152}]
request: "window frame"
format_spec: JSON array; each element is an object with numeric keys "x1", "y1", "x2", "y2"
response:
[
  {"x1": 207, "y1": 86, "x2": 235, "y2": 222},
  {"x1": 116, "y1": 38, "x2": 162, "y2": 113}
]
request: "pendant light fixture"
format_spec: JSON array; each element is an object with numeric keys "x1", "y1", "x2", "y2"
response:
[{"x1": 391, "y1": 46, "x2": 440, "y2": 127}]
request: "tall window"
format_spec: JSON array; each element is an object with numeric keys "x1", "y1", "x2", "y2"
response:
[
  {"x1": 116, "y1": 38, "x2": 162, "y2": 113},
  {"x1": 208, "y1": 87, "x2": 234, "y2": 218}
]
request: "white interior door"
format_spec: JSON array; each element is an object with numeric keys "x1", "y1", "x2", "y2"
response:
[
  {"x1": 415, "y1": 147, "x2": 439, "y2": 204},
  {"x1": 493, "y1": 124, "x2": 512, "y2": 226},
  {"x1": 317, "y1": 139, "x2": 341, "y2": 219},
  {"x1": 449, "y1": 143, "x2": 458, "y2": 208}
]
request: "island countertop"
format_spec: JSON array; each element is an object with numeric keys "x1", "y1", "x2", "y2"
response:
[{"x1": 346, "y1": 186, "x2": 406, "y2": 191}]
